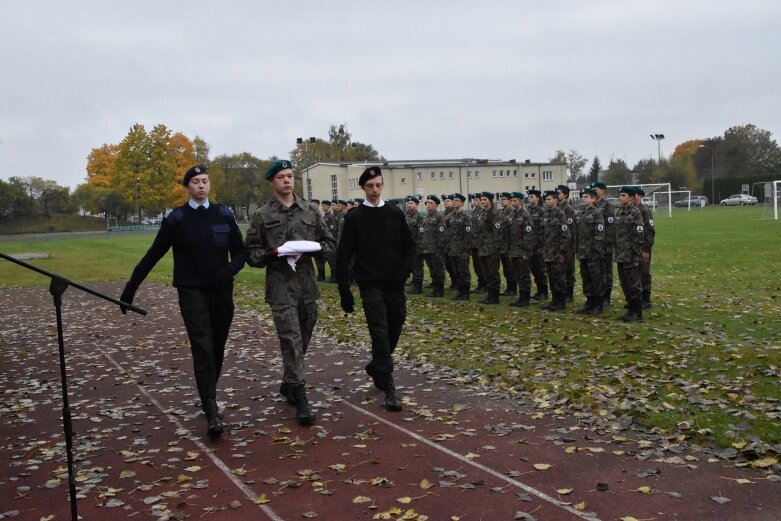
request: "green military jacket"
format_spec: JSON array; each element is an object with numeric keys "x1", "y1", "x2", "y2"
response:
[
  {"x1": 575, "y1": 205, "x2": 605, "y2": 260},
  {"x1": 594, "y1": 197, "x2": 616, "y2": 253},
  {"x1": 528, "y1": 204, "x2": 545, "y2": 255},
  {"x1": 445, "y1": 209, "x2": 472, "y2": 256},
  {"x1": 405, "y1": 209, "x2": 422, "y2": 246},
  {"x1": 638, "y1": 204, "x2": 656, "y2": 252},
  {"x1": 475, "y1": 207, "x2": 502, "y2": 256},
  {"x1": 246, "y1": 194, "x2": 336, "y2": 306},
  {"x1": 558, "y1": 199, "x2": 577, "y2": 250},
  {"x1": 323, "y1": 211, "x2": 337, "y2": 240},
  {"x1": 507, "y1": 206, "x2": 535, "y2": 259},
  {"x1": 419, "y1": 211, "x2": 446, "y2": 255},
  {"x1": 542, "y1": 205, "x2": 571, "y2": 262},
  {"x1": 614, "y1": 204, "x2": 644, "y2": 263}
]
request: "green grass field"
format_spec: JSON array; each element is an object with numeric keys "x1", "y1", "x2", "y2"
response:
[{"x1": 2, "y1": 205, "x2": 780, "y2": 454}]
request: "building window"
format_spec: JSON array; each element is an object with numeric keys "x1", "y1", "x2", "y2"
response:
[
  {"x1": 513, "y1": 169, "x2": 518, "y2": 177},
  {"x1": 530, "y1": 172, "x2": 536, "y2": 178},
  {"x1": 524, "y1": 172, "x2": 529, "y2": 178},
  {"x1": 401, "y1": 177, "x2": 407, "y2": 185},
  {"x1": 542, "y1": 170, "x2": 553, "y2": 181},
  {"x1": 467, "y1": 170, "x2": 471, "y2": 179},
  {"x1": 417, "y1": 171, "x2": 423, "y2": 180},
  {"x1": 330, "y1": 174, "x2": 338, "y2": 200},
  {"x1": 492, "y1": 170, "x2": 497, "y2": 178},
  {"x1": 474, "y1": 171, "x2": 480, "y2": 179},
  {"x1": 449, "y1": 171, "x2": 454, "y2": 179},
  {"x1": 431, "y1": 171, "x2": 436, "y2": 180},
  {"x1": 439, "y1": 171, "x2": 444, "y2": 179},
  {"x1": 348, "y1": 178, "x2": 358, "y2": 190}
]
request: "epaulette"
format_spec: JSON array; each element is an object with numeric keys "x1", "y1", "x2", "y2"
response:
[
  {"x1": 217, "y1": 204, "x2": 235, "y2": 217},
  {"x1": 164, "y1": 207, "x2": 184, "y2": 226}
]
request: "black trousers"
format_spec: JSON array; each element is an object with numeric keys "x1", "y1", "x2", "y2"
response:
[
  {"x1": 359, "y1": 285, "x2": 407, "y2": 375},
  {"x1": 177, "y1": 284, "x2": 235, "y2": 401}
]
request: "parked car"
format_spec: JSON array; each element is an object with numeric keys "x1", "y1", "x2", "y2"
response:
[
  {"x1": 674, "y1": 196, "x2": 709, "y2": 207},
  {"x1": 720, "y1": 194, "x2": 758, "y2": 206},
  {"x1": 641, "y1": 197, "x2": 657, "y2": 209}
]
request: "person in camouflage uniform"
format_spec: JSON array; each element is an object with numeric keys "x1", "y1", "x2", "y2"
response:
[
  {"x1": 442, "y1": 194, "x2": 457, "y2": 289},
  {"x1": 475, "y1": 192, "x2": 503, "y2": 304},
  {"x1": 245, "y1": 160, "x2": 336, "y2": 426},
  {"x1": 419, "y1": 195, "x2": 447, "y2": 297},
  {"x1": 497, "y1": 193, "x2": 517, "y2": 297},
  {"x1": 470, "y1": 193, "x2": 486, "y2": 293},
  {"x1": 405, "y1": 196, "x2": 424, "y2": 294},
  {"x1": 526, "y1": 189, "x2": 548, "y2": 301},
  {"x1": 320, "y1": 200, "x2": 337, "y2": 282},
  {"x1": 541, "y1": 190, "x2": 571, "y2": 311},
  {"x1": 507, "y1": 192, "x2": 535, "y2": 307},
  {"x1": 556, "y1": 185, "x2": 577, "y2": 303},
  {"x1": 310, "y1": 199, "x2": 327, "y2": 281},
  {"x1": 634, "y1": 188, "x2": 656, "y2": 309},
  {"x1": 614, "y1": 186, "x2": 645, "y2": 321},
  {"x1": 446, "y1": 193, "x2": 473, "y2": 300},
  {"x1": 591, "y1": 181, "x2": 616, "y2": 305},
  {"x1": 574, "y1": 187, "x2": 605, "y2": 314}
]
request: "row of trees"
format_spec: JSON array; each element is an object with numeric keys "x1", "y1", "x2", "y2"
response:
[{"x1": 0, "y1": 176, "x2": 74, "y2": 219}]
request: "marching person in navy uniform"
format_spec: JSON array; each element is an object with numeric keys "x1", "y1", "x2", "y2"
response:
[{"x1": 120, "y1": 165, "x2": 247, "y2": 437}]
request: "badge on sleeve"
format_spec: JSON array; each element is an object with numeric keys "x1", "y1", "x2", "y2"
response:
[
  {"x1": 525, "y1": 225, "x2": 532, "y2": 233},
  {"x1": 607, "y1": 216, "x2": 614, "y2": 224},
  {"x1": 597, "y1": 224, "x2": 604, "y2": 232},
  {"x1": 562, "y1": 224, "x2": 568, "y2": 231},
  {"x1": 465, "y1": 226, "x2": 471, "y2": 232},
  {"x1": 438, "y1": 226, "x2": 444, "y2": 232},
  {"x1": 419, "y1": 227, "x2": 425, "y2": 233},
  {"x1": 494, "y1": 222, "x2": 501, "y2": 229},
  {"x1": 636, "y1": 225, "x2": 644, "y2": 233},
  {"x1": 649, "y1": 219, "x2": 654, "y2": 226}
]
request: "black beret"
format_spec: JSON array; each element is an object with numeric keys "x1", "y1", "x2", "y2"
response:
[
  {"x1": 426, "y1": 195, "x2": 441, "y2": 205},
  {"x1": 182, "y1": 165, "x2": 208, "y2": 186},
  {"x1": 580, "y1": 187, "x2": 597, "y2": 198},
  {"x1": 591, "y1": 181, "x2": 607, "y2": 190},
  {"x1": 481, "y1": 191, "x2": 495, "y2": 200},
  {"x1": 359, "y1": 166, "x2": 382, "y2": 187},
  {"x1": 511, "y1": 191, "x2": 525, "y2": 200},
  {"x1": 265, "y1": 159, "x2": 293, "y2": 180},
  {"x1": 321, "y1": 200, "x2": 331, "y2": 206},
  {"x1": 443, "y1": 194, "x2": 453, "y2": 201},
  {"x1": 310, "y1": 198, "x2": 320, "y2": 204},
  {"x1": 527, "y1": 189, "x2": 542, "y2": 197},
  {"x1": 452, "y1": 193, "x2": 466, "y2": 202},
  {"x1": 543, "y1": 190, "x2": 558, "y2": 199},
  {"x1": 336, "y1": 199, "x2": 348, "y2": 205},
  {"x1": 557, "y1": 184, "x2": 570, "y2": 194},
  {"x1": 405, "y1": 195, "x2": 419, "y2": 204},
  {"x1": 499, "y1": 192, "x2": 512, "y2": 199},
  {"x1": 619, "y1": 185, "x2": 637, "y2": 196},
  {"x1": 471, "y1": 193, "x2": 481, "y2": 199},
  {"x1": 635, "y1": 187, "x2": 646, "y2": 196}
]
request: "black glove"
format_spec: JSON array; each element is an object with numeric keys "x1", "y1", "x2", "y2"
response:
[
  {"x1": 119, "y1": 283, "x2": 137, "y2": 315},
  {"x1": 339, "y1": 286, "x2": 354, "y2": 314},
  {"x1": 211, "y1": 267, "x2": 233, "y2": 286}
]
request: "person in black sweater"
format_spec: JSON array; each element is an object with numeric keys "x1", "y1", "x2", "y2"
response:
[
  {"x1": 120, "y1": 165, "x2": 246, "y2": 437},
  {"x1": 336, "y1": 167, "x2": 415, "y2": 411}
]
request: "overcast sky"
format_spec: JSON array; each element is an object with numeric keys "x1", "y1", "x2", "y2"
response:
[{"x1": 1, "y1": 1, "x2": 779, "y2": 189}]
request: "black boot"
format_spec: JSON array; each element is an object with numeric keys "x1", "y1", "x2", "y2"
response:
[
  {"x1": 586, "y1": 296, "x2": 604, "y2": 314},
  {"x1": 473, "y1": 284, "x2": 485, "y2": 294},
  {"x1": 565, "y1": 289, "x2": 574, "y2": 303},
  {"x1": 365, "y1": 365, "x2": 385, "y2": 391},
  {"x1": 204, "y1": 399, "x2": 224, "y2": 437},
  {"x1": 510, "y1": 292, "x2": 530, "y2": 307},
  {"x1": 480, "y1": 289, "x2": 499, "y2": 305},
  {"x1": 428, "y1": 282, "x2": 444, "y2": 298},
  {"x1": 620, "y1": 299, "x2": 643, "y2": 321},
  {"x1": 544, "y1": 293, "x2": 566, "y2": 311},
  {"x1": 279, "y1": 382, "x2": 297, "y2": 406},
  {"x1": 500, "y1": 281, "x2": 517, "y2": 297},
  {"x1": 602, "y1": 290, "x2": 612, "y2": 306},
  {"x1": 291, "y1": 385, "x2": 315, "y2": 426},
  {"x1": 642, "y1": 291, "x2": 652, "y2": 309},
  {"x1": 379, "y1": 373, "x2": 402, "y2": 411},
  {"x1": 409, "y1": 282, "x2": 423, "y2": 294},
  {"x1": 576, "y1": 297, "x2": 594, "y2": 314},
  {"x1": 531, "y1": 286, "x2": 548, "y2": 301},
  {"x1": 452, "y1": 285, "x2": 469, "y2": 301}
]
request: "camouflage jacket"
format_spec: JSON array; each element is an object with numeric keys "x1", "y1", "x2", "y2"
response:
[
  {"x1": 594, "y1": 197, "x2": 616, "y2": 253},
  {"x1": 405, "y1": 210, "x2": 422, "y2": 245},
  {"x1": 323, "y1": 211, "x2": 338, "y2": 242},
  {"x1": 499, "y1": 205, "x2": 514, "y2": 255},
  {"x1": 558, "y1": 199, "x2": 577, "y2": 249},
  {"x1": 542, "y1": 205, "x2": 571, "y2": 262},
  {"x1": 638, "y1": 204, "x2": 656, "y2": 252},
  {"x1": 507, "y1": 206, "x2": 535, "y2": 259},
  {"x1": 445, "y1": 209, "x2": 472, "y2": 256},
  {"x1": 575, "y1": 205, "x2": 605, "y2": 260},
  {"x1": 246, "y1": 194, "x2": 336, "y2": 306},
  {"x1": 528, "y1": 204, "x2": 545, "y2": 255},
  {"x1": 419, "y1": 211, "x2": 446, "y2": 255},
  {"x1": 475, "y1": 207, "x2": 502, "y2": 256},
  {"x1": 470, "y1": 206, "x2": 484, "y2": 250},
  {"x1": 614, "y1": 204, "x2": 644, "y2": 263}
]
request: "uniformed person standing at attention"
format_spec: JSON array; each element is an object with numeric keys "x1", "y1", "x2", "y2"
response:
[
  {"x1": 634, "y1": 187, "x2": 655, "y2": 309},
  {"x1": 541, "y1": 190, "x2": 570, "y2": 311},
  {"x1": 470, "y1": 193, "x2": 486, "y2": 293},
  {"x1": 556, "y1": 185, "x2": 577, "y2": 303},
  {"x1": 404, "y1": 195, "x2": 424, "y2": 294},
  {"x1": 526, "y1": 189, "x2": 548, "y2": 301},
  {"x1": 120, "y1": 165, "x2": 247, "y2": 437},
  {"x1": 506, "y1": 192, "x2": 535, "y2": 307},
  {"x1": 574, "y1": 187, "x2": 605, "y2": 314},
  {"x1": 321, "y1": 200, "x2": 337, "y2": 282},
  {"x1": 419, "y1": 195, "x2": 447, "y2": 297},
  {"x1": 591, "y1": 181, "x2": 616, "y2": 305},
  {"x1": 442, "y1": 194, "x2": 457, "y2": 289},
  {"x1": 614, "y1": 186, "x2": 645, "y2": 321},
  {"x1": 310, "y1": 199, "x2": 327, "y2": 281},
  {"x1": 475, "y1": 192, "x2": 503, "y2": 304},
  {"x1": 245, "y1": 160, "x2": 336, "y2": 426},
  {"x1": 336, "y1": 167, "x2": 416, "y2": 412},
  {"x1": 446, "y1": 193, "x2": 473, "y2": 300},
  {"x1": 498, "y1": 193, "x2": 517, "y2": 297}
]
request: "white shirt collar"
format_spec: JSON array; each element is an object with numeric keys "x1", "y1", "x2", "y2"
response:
[
  {"x1": 362, "y1": 198, "x2": 385, "y2": 208},
  {"x1": 188, "y1": 199, "x2": 210, "y2": 210}
]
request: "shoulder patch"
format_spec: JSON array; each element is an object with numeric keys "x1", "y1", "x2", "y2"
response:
[
  {"x1": 607, "y1": 216, "x2": 614, "y2": 224},
  {"x1": 218, "y1": 204, "x2": 235, "y2": 218},
  {"x1": 649, "y1": 219, "x2": 654, "y2": 227},
  {"x1": 494, "y1": 222, "x2": 501, "y2": 229},
  {"x1": 163, "y1": 208, "x2": 173, "y2": 218},
  {"x1": 636, "y1": 225, "x2": 644, "y2": 233},
  {"x1": 438, "y1": 226, "x2": 444, "y2": 232},
  {"x1": 597, "y1": 223, "x2": 604, "y2": 232},
  {"x1": 465, "y1": 226, "x2": 471, "y2": 232},
  {"x1": 561, "y1": 224, "x2": 568, "y2": 232},
  {"x1": 525, "y1": 225, "x2": 532, "y2": 233}
]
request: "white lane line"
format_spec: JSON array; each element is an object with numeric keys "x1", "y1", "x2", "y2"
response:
[
  {"x1": 101, "y1": 351, "x2": 286, "y2": 521},
  {"x1": 334, "y1": 396, "x2": 600, "y2": 521}
]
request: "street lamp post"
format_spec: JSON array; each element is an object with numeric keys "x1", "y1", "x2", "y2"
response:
[
  {"x1": 296, "y1": 137, "x2": 316, "y2": 199},
  {"x1": 650, "y1": 133, "x2": 665, "y2": 163},
  {"x1": 136, "y1": 177, "x2": 142, "y2": 224},
  {"x1": 699, "y1": 144, "x2": 715, "y2": 204}
]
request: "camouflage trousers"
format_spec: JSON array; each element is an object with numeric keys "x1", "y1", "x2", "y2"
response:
[
  {"x1": 448, "y1": 253, "x2": 471, "y2": 291},
  {"x1": 421, "y1": 252, "x2": 445, "y2": 286},
  {"x1": 602, "y1": 251, "x2": 614, "y2": 298},
  {"x1": 500, "y1": 253, "x2": 516, "y2": 287},
  {"x1": 617, "y1": 261, "x2": 642, "y2": 304},
  {"x1": 270, "y1": 300, "x2": 318, "y2": 386},
  {"x1": 530, "y1": 252, "x2": 547, "y2": 294},
  {"x1": 545, "y1": 259, "x2": 567, "y2": 296},
  {"x1": 411, "y1": 253, "x2": 424, "y2": 284},
  {"x1": 578, "y1": 258, "x2": 605, "y2": 298},
  {"x1": 471, "y1": 249, "x2": 484, "y2": 287},
  {"x1": 479, "y1": 254, "x2": 500, "y2": 293},
  {"x1": 565, "y1": 250, "x2": 576, "y2": 294},
  {"x1": 641, "y1": 251, "x2": 652, "y2": 298},
  {"x1": 509, "y1": 256, "x2": 531, "y2": 297}
]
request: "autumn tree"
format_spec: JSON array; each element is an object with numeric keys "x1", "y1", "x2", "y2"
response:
[
  {"x1": 290, "y1": 123, "x2": 383, "y2": 172},
  {"x1": 86, "y1": 144, "x2": 120, "y2": 188}
]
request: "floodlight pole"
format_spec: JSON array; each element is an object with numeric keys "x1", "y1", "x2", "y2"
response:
[
  {"x1": 297, "y1": 137, "x2": 317, "y2": 199},
  {"x1": 650, "y1": 133, "x2": 665, "y2": 163}
]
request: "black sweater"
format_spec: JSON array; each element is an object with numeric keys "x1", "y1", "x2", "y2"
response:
[
  {"x1": 336, "y1": 203, "x2": 416, "y2": 289},
  {"x1": 127, "y1": 202, "x2": 246, "y2": 289}
]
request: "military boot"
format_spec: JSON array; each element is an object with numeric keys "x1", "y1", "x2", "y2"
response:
[
  {"x1": 500, "y1": 281, "x2": 517, "y2": 297},
  {"x1": 204, "y1": 399, "x2": 224, "y2": 437},
  {"x1": 379, "y1": 373, "x2": 402, "y2": 411},
  {"x1": 480, "y1": 289, "x2": 500, "y2": 305},
  {"x1": 279, "y1": 382, "x2": 297, "y2": 406},
  {"x1": 565, "y1": 288, "x2": 574, "y2": 303},
  {"x1": 510, "y1": 291, "x2": 530, "y2": 307},
  {"x1": 291, "y1": 385, "x2": 315, "y2": 426},
  {"x1": 452, "y1": 285, "x2": 469, "y2": 301},
  {"x1": 544, "y1": 293, "x2": 566, "y2": 311},
  {"x1": 473, "y1": 284, "x2": 485, "y2": 294},
  {"x1": 576, "y1": 297, "x2": 594, "y2": 314},
  {"x1": 531, "y1": 286, "x2": 548, "y2": 301},
  {"x1": 409, "y1": 282, "x2": 423, "y2": 294},
  {"x1": 200, "y1": 397, "x2": 223, "y2": 418},
  {"x1": 620, "y1": 299, "x2": 643, "y2": 321},
  {"x1": 642, "y1": 291, "x2": 652, "y2": 309},
  {"x1": 602, "y1": 290, "x2": 612, "y2": 306},
  {"x1": 365, "y1": 364, "x2": 385, "y2": 391},
  {"x1": 586, "y1": 296, "x2": 604, "y2": 314},
  {"x1": 428, "y1": 282, "x2": 444, "y2": 298}
]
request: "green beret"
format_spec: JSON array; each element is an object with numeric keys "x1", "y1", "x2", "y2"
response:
[
  {"x1": 543, "y1": 190, "x2": 558, "y2": 199},
  {"x1": 321, "y1": 200, "x2": 331, "y2": 206},
  {"x1": 527, "y1": 189, "x2": 542, "y2": 197},
  {"x1": 591, "y1": 181, "x2": 607, "y2": 190},
  {"x1": 580, "y1": 187, "x2": 597, "y2": 198},
  {"x1": 265, "y1": 159, "x2": 293, "y2": 180},
  {"x1": 336, "y1": 199, "x2": 348, "y2": 205},
  {"x1": 499, "y1": 192, "x2": 512, "y2": 199},
  {"x1": 426, "y1": 194, "x2": 441, "y2": 204},
  {"x1": 635, "y1": 187, "x2": 646, "y2": 196},
  {"x1": 452, "y1": 193, "x2": 466, "y2": 202},
  {"x1": 471, "y1": 193, "x2": 481, "y2": 200},
  {"x1": 182, "y1": 165, "x2": 208, "y2": 186},
  {"x1": 481, "y1": 191, "x2": 494, "y2": 200},
  {"x1": 511, "y1": 191, "x2": 525, "y2": 200},
  {"x1": 557, "y1": 184, "x2": 570, "y2": 194},
  {"x1": 405, "y1": 195, "x2": 419, "y2": 204},
  {"x1": 619, "y1": 186, "x2": 636, "y2": 196},
  {"x1": 310, "y1": 198, "x2": 320, "y2": 204}
]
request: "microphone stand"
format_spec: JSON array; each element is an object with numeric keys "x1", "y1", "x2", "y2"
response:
[{"x1": 0, "y1": 252, "x2": 146, "y2": 521}]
